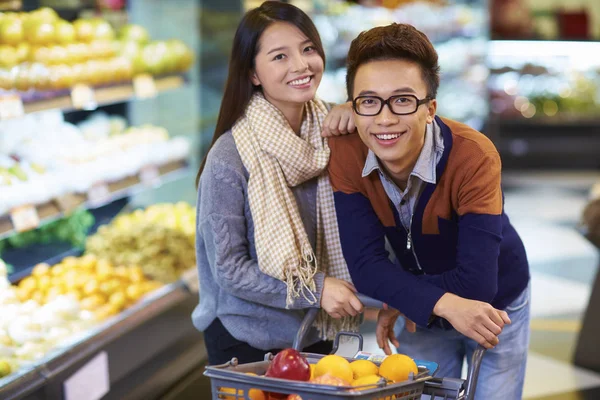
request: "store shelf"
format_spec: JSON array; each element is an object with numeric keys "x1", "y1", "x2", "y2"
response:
[
  {"x1": 0, "y1": 158, "x2": 190, "y2": 241},
  {"x1": 0, "y1": 75, "x2": 187, "y2": 117},
  {"x1": 490, "y1": 116, "x2": 600, "y2": 127},
  {"x1": 0, "y1": 279, "x2": 196, "y2": 400}
]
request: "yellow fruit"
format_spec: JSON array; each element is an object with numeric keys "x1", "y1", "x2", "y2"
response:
[
  {"x1": 96, "y1": 262, "x2": 114, "y2": 280},
  {"x1": 94, "y1": 304, "x2": 119, "y2": 321},
  {"x1": 82, "y1": 279, "x2": 99, "y2": 296},
  {"x1": 248, "y1": 388, "x2": 266, "y2": 400},
  {"x1": 15, "y1": 287, "x2": 31, "y2": 302},
  {"x1": 378, "y1": 354, "x2": 418, "y2": 383},
  {"x1": 350, "y1": 360, "x2": 379, "y2": 380},
  {"x1": 352, "y1": 374, "x2": 382, "y2": 390},
  {"x1": 0, "y1": 359, "x2": 11, "y2": 378},
  {"x1": 79, "y1": 254, "x2": 97, "y2": 270},
  {"x1": 242, "y1": 375, "x2": 266, "y2": 400},
  {"x1": 128, "y1": 266, "x2": 145, "y2": 283},
  {"x1": 31, "y1": 291, "x2": 45, "y2": 304},
  {"x1": 31, "y1": 263, "x2": 50, "y2": 277},
  {"x1": 37, "y1": 275, "x2": 51, "y2": 292},
  {"x1": 218, "y1": 387, "x2": 243, "y2": 399},
  {"x1": 108, "y1": 291, "x2": 127, "y2": 311},
  {"x1": 51, "y1": 264, "x2": 65, "y2": 277},
  {"x1": 61, "y1": 256, "x2": 79, "y2": 269},
  {"x1": 309, "y1": 363, "x2": 315, "y2": 380},
  {"x1": 309, "y1": 373, "x2": 350, "y2": 386},
  {"x1": 80, "y1": 294, "x2": 106, "y2": 311},
  {"x1": 18, "y1": 276, "x2": 37, "y2": 292},
  {"x1": 46, "y1": 286, "x2": 65, "y2": 301},
  {"x1": 125, "y1": 284, "x2": 144, "y2": 302},
  {"x1": 313, "y1": 355, "x2": 353, "y2": 383}
]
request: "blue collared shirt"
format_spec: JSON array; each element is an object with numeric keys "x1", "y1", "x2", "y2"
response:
[{"x1": 362, "y1": 120, "x2": 445, "y2": 231}]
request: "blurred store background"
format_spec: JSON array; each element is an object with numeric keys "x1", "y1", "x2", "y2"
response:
[{"x1": 0, "y1": 0, "x2": 599, "y2": 399}]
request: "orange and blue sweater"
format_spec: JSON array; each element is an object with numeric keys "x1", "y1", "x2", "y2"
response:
[{"x1": 328, "y1": 116, "x2": 530, "y2": 327}]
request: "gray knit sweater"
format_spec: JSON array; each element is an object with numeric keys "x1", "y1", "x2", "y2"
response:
[{"x1": 191, "y1": 132, "x2": 326, "y2": 350}]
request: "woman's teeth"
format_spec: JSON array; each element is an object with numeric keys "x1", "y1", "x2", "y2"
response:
[
  {"x1": 289, "y1": 76, "x2": 311, "y2": 86},
  {"x1": 375, "y1": 133, "x2": 401, "y2": 140}
]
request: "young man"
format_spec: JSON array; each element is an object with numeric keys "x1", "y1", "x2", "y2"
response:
[{"x1": 328, "y1": 24, "x2": 530, "y2": 399}]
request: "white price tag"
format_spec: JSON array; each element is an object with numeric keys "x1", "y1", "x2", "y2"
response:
[
  {"x1": 140, "y1": 165, "x2": 160, "y2": 187},
  {"x1": 181, "y1": 267, "x2": 199, "y2": 293},
  {"x1": 0, "y1": 94, "x2": 25, "y2": 120},
  {"x1": 10, "y1": 205, "x2": 40, "y2": 232},
  {"x1": 64, "y1": 351, "x2": 110, "y2": 400},
  {"x1": 71, "y1": 84, "x2": 97, "y2": 110},
  {"x1": 133, "y1": 74, "x2": 158, "y2": 99},
  {"x1": 87, "y1": 183, "x2": 110, "y2": 206},
  {"x1": 55, "y1": 193, "x2": 82, "y2": 214}
]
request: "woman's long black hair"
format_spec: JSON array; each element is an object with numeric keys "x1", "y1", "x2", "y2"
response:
[{"x1": 195, "y1": 1, "x2": 325, "y2": 185}]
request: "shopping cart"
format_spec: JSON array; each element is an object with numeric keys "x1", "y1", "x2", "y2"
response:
[{"x1": 204, "y1": 295, "x2": 485, "y2": 400}]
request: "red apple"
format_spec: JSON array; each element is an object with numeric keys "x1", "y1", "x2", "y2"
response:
[{"x1": 265, "y1": 348, "x2": 310, "y2": 399}]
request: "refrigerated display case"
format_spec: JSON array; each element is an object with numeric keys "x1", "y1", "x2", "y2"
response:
[
  {"x1": 486, "y1": 39, "x2": 600, "y2": 169},
  {"x1": 0, "y1": 1, "x2": 205, "y2": 398}
]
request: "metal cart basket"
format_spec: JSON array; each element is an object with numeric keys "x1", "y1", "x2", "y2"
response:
[{"x1": 204, "y1": 295, "x2": 485, "y2": 400}]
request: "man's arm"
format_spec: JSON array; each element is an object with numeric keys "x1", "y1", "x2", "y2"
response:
[
  {"x1": 333, "y1": 190, "x2": 447, "y2": 327},
  {"x1": 421, "y1": 151, "x2": 503, "y2": 302}
]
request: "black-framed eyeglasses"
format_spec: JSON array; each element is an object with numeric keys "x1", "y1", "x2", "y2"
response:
[{"x1": 352, "y1": 94, "x2": 431, "y2": 116}]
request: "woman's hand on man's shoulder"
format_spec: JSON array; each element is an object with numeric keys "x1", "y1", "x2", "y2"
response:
[{"x1": 322, "y1": 102, "x2": 356, "y2": 137}]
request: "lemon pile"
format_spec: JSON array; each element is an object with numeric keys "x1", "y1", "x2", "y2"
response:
[
  {"x1": 307, "y1": 353, "x2": 418, "y2": 399},
  {"x1": 15, "y1": 255, "x2": 162, "y2": 321},
  {"x1": 85, "y1": 202, "x2": 195, "y2": 282}
]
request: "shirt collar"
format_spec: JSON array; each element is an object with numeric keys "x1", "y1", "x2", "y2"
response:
[{"x1": 361, "y1": 120, "x2": 444, "y2": 184}]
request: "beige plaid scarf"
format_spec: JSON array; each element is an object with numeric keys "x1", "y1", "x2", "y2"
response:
[{"x1": 232, "y1": 92, "x2": 360, "y2": 340}]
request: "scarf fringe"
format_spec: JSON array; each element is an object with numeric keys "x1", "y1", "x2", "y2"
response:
[
  {"x1": 315, "y1": 310, "x2": 362, "y2": 341},
  {"x1": 286, "y1": 243, "x2": 318, "y2": 308}
]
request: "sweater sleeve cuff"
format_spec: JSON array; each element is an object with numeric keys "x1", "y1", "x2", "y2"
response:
[
  {"x1": 291, "y1": 272, "x2": 326, "y2": 309},
  {"x1": 393, "y1": 286, "x2": 446, "y2": 328}
]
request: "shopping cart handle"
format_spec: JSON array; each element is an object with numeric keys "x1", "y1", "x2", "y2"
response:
[
  {"x1": 463, "y1": 345, "x2": 486, "y2": 400},
  {"x1": 292, "y1": 294, "x2": 385, "y2": 351},
  {"x1": 356, "y1": 293, "x2": 385, "y2": 309}
]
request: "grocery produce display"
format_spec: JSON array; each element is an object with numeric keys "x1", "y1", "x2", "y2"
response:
[
  {"x1": 0, "y1": 7, "x2": 193, "y2": 93},
  {"x1": 0, "y1": 209, "x2": 94, "y2": 254},
  {"x1": 0, "y1": 3, "x2": 197, "y2": 397},
  {"x1": 214, "y1": 348, "x2": 420, "y2": 400},
  {"x1": 0, "y1": 110, "x2": 190, "y2": 215},
  {"x1": 487, "y1": 40, "x2": 600, "y2": 122},
  {"x1": 86, "y1": 202, "x2": 196, "y2": 283},
  {"x1": 0, "y1": 255, "x2": 163, "y2": 380},
  {"x1": 313, "y1": 0, "x2": 488, "y2": 128}
]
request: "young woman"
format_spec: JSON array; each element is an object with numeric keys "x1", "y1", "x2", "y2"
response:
[{"x1": 192, "y1": 1, "x2": 362, "y2": 365}]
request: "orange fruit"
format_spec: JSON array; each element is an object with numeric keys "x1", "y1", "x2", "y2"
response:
[
  {"x1": 379, "y1": 354, "x2": 418, "y2": 383},
  {"x1": 350, "y1": 359, "x2": 379, "y2": 380},
  {"x1": 248, "y1": 388, "x2": 266, "y2": 400},
  {"x1": 244, "y1": 373, "x2": 266, "y2": 400},
  {"x1": 352, "y1": 374, "x2": 382, "y2": 390},
  {"x1": 313, "y1": 355, "x2": 353, "y2": 383},
  {"x1": 309, "y1": 373, "x2": 350, "y2": 386},
  {"x1": 287, "y1": 395, "x2": 302, "y2": 400},
  {"x1": 218, "y1": 386, "x2": 242, "y2": 399}
]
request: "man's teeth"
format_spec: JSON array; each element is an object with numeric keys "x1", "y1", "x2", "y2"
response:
[
  {"x1": 289, "y1": 77, "x2": 310, "y2": 85},
  {"x1": 375, "y1": 133, "x2": 401, "y2": 140}
]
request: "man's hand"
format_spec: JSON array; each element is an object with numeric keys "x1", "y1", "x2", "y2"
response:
[
  {"x1": 376, "y1": 308, "x2": 400, "y2": 355},
  {"x1": 433, "y1": 293, "x2": 511, "y2": 349},
  {"x1": 375, "y1": 309, "x2": 417, "y2": 355},
  {"x1": 321, "y1": 277, "x2": 363, "y2": 319},
  {"x1": 322, "y1": 102, "x2": 355, "y2": 137}
]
